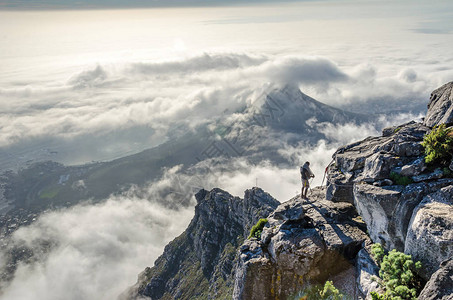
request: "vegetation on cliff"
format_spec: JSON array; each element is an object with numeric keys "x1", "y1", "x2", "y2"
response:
[
  {"x1": 248, "y1": 218, "x2": 268, "y2": 239},
  {"x1": 370, "y1": 244, "x2": 423, "y2": 300},
  {"x1": 421, "y1": 124, "x2": 453, "y2": 165}
]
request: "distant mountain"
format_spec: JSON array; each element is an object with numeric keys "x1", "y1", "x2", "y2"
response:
[{"x1": 0, "y1": 85, "x2": 372, "y2": 221}]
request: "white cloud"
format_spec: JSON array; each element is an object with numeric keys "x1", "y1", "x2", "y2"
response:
[
  {"x1": 0, "y1": 197, "x2": 193, "y2": 300},
  {"x1": 0, "y1": 51, "x2": 446, "y2": 160}
]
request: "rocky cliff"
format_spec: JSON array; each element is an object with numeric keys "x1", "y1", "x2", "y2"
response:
[
  {"x1": 233, "y1": 187, "x2": 368, "y2": 299},
  {"x1": 122, "y1": 187, "x2": 279, "y2": 300},
  {"x1": 124, "y1": 82, "x2": 453, "y2": 300},
  {"x1": 325, "y1": 81, "x2": 453, "y2": 298}
]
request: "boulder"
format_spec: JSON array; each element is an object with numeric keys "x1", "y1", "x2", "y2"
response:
[
  {"x1": 361, "y1": 152, "x2": 399, "y2": 182},
  {"x1": 399, "y1": 157, "x2": 426, "y2": 177},
  {"x1": 418, "y1": 258, "x2": 453, "y2": 300},
  {"x1": 353, "y1": 180, "x2": 453, "y2": 252},
  {"x1": 325, "y1": 167, "x2": 354, "y2": 204},
  {"x1": 405, "y1": 186, "x2": 453, "y2": 280},
  {"x1": 423, "y1": 81, "x2": 453, "y2": 128}
]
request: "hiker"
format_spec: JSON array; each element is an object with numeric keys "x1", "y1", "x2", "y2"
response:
[{"x1": 300, "y1": 161, "x2": 314, "y2": 199}]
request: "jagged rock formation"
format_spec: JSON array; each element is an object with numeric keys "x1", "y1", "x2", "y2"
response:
[
  {"x1": 233, "y1": 187, "x2": 368, "y2": 299},
  {"x1": 326, "y1": 82, "x2": 453, "y2": 299},
  {"x1": 423, "y1": 81, "x2": 453, "y2": 127},
  {"x1": 326, "y1": 120, "x2": 453, "y2": 252},
  {"x1": 121, "y1": 187, "x2": 279, "y2": 300}
]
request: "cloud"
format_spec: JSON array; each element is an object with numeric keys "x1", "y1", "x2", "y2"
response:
[
  {"x1": 0, "y1": 51, "x2": 447, "y2": 169},
  {"x1": 256, "y1": 56, "x2": 349, "y2": 86},
  {"x1": 130, "y1": 53, "x2": 267, "y2": 75},
  {"x1": 0, "y1": 197, "x2": 193, "y2": 300},
  {"x1": 68, "y1": 65, "x2": 108, "y2": 89}
]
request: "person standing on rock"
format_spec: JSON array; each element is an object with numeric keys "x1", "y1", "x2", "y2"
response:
[{"x1": 301, "y1": 161, "x2": 314, "y2": 199}]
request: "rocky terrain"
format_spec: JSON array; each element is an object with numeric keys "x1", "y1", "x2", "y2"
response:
[
  {"x1": 125, "y1": 82, "x2": 453, "y2": 300},
  {"x1": 122, "y1": 187, "x2": 280, "y2": 300},
  {"x1": 233, "y1": 187, "x2": 368, "y2": 299}
]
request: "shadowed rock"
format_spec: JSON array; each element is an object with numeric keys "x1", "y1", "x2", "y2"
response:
[{"x1": 418, "y1": 258, "x2": 453, "y2": 300}]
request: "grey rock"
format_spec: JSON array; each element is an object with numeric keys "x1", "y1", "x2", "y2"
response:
[
  {"x1": 326, "y1": 167, "x2": 354, "y2": 203},
  {"x1": 373, "y1": 179, "x2": 393, "y2": 186},
  {"x1": 412, "y1": 168, "x2": 444, "y2": 183},
  {"x1": 353, "y1": 184, "x2": 404, "y2": 250},
  {"x1": 418, "y1": 258, "x2": 453, "y2": 300},
  {"x1": 356, "y1": 242, "x2": 384, "y2": 300},
  {"x1": 269, "y1": 200, "x2": 304, "y2": 221},
  {"x1": 424, "y1": 81, "x2": 453, "y2": 127},
  {"x1": 382, "y1": 126, "x2": 397, "y2": 137},
  {"x1": 233, "y1": 187, "x2": 367, "y2": 300},
  {"x1": 399, "y1": 157, "x2": 427, "y2": 177},
  {"x1": 362, "y1": 152, "x2": 399, "y2": 182},
  {"x1": 405, "y1": 186, "x2": 453, "y2": 280},
  {"x1": 353, "y1": 179, "x2": 453, "y2": 251},
  {"x1": 449, "y1": 159, "x2": 453, "y2": 172},
  {"x1": 391, "y1": 141, "x2": 424, "y2": 157}
]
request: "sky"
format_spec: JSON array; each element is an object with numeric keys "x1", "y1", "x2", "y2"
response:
[{"x1": 0, "y1": 1, "x2": 453, "y2": 299}]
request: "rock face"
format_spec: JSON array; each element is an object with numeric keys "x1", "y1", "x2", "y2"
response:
[
  {"x1": 122, "y1": 187, "x2": 279, "y2": 300},
  {"x1": 233, "y1": 187, "x2": 368, "y2": 300},
  {"x1": 418, "y1": 258, "x2": 453, "y2": 300},
  {"x1": 326, "y1": 119, "x2": 453, "y2": 253},
  {"x1": 405, "y1": 186, "x2": 453, "y2": 280},
  {"x1": 325, "y1": 82, "x2": 453, "y2": 299},
  {"x1": 423, "y1": 81, "x2": 453, "y2": 127}
]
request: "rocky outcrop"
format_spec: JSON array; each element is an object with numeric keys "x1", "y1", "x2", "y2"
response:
[
  {"x1": 423, "y1": 81, "x2": 453, "y2": 127},
  {"x1": 122, "y1": 187, "x2": 279, "y2": 300},
  {"x1": 353, "y1": 179, "x2": 453, "y2": 251},
  {"x1": 405, "y1": 186, "x2": 453, "y2": 280},
  {"x1": 326, "y1": 82, "x2": 453, "y2": 299},
  {"x1": 326, "y1": 120, "x2": 453, "y2": 251},
  {"x1": 326, "y1": 121, "x2": 428, "y2": 203},
  {"x1": 418, "y1": 258, "x2": 453, "y2": 300},
  {"x1": 233, "y1": 187, "x2": 368, "y2": 300}
]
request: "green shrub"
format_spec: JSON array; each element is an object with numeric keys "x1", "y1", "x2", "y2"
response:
[
  {"x1": 371, "y1": 291, "x2": 385, "y2": 300},
  {"x1": 421, "y1": 124, "x2": 453, "y2": 165},
  {"x1": 295, "y1": 281, "x2": 346, "y2": 300},
  {"x1": 389, "y1": 172, "x2": 413, "y2": 186},
  {"x1": 370, "y1": 244, "x2": 422, "y2": 300},
  {"x1": 371, "y1": 243, "x2": 385, "y2": 264},
  {"x1": 248, "y1": 218, "x2": 268, "y2": 239}
]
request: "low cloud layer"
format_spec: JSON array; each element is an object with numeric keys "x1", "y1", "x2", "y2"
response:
[
  {"x1": 0, "y1": 51, "x2": 445, "y2": 169},
  {"x1": 0, "y1": 197, "x2": 193, "y2": 300}
]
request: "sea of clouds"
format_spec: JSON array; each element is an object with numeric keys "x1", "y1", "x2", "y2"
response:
[
  {"x1": 1, "y1": 2, "x2": 452, "y2": 299},
  {"x1": 0, "y1": 51, "x2": 440, "y2": 300}
]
